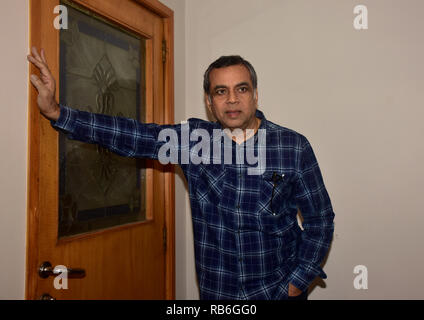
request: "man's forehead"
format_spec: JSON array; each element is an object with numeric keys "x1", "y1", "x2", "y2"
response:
[{"x1": 209, "y1": 64, "x2": 252, "y2": 86}]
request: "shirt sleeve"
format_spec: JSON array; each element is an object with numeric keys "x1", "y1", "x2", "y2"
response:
[
  {"x1": 50, "y1": 104, "x2": 183, "y2": 162},
  {"x1": 287, "y1": 135, "x2": 335, "y2": 292}
]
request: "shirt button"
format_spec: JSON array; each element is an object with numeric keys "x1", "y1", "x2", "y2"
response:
[
  {"x1": 236, "y1": 205, "x2": 240, "y2": 209},
  {"x1": 239, "y1": 257, "x2": 243, "y2": 262}
]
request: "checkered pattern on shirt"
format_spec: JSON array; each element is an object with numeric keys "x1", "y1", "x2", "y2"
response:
[{"x1": 52, "y1": 106, "x2": 335, "y2": 300}]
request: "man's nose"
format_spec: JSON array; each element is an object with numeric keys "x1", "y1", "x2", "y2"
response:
[{"x1": 226, "y1": 90, "x2": 239, "y2": 104}]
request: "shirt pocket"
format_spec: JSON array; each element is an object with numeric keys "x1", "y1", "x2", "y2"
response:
[
  {"x1": 257, "y1": 171, "x2": 295, "y2": 235},
  {"x1": 195, "y1": 163, "x2": 226, "y2": 207},
  {"x1": 259, "y1": 171, "x2": 293, "y2": 215}
]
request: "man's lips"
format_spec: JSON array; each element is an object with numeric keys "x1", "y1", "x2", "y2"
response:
[{"x1": 225, "y1": 110, "x2": 241, "y2": 119}]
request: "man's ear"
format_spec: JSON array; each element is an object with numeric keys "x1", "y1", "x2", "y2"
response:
[
  {"x1": 204, "y1": 93, "x2": 212, "y2": 113},
  {"x1": 204, "y1": 93, "x2": 217, "y2": 121},
  {"x1": 254, "y1": 89, "x2": 259, "y2": 106}
]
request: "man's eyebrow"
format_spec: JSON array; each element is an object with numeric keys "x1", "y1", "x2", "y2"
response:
[
  {"x1": 212, "y1": 85, "x2": 227, "y2": 91},
  {"x1": 212, "y1": 82, "x2": 251, "y2": 91}
]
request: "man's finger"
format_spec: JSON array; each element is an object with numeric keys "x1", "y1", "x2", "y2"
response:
[
  {"x1": 31, "y1": 46, "x2": 43, "y2": 63},
  {"x1": 27, "y1": 54, "x2": 44, "y2": 69},
  {"x1": 40, "y1": 48, "x2": 48, "y2": 64},
  {"x1": 30, "y1": 74, "x2": 46, "y2": 92},
  {"x1": 27, "y1": 54, "x2": 51, "y2": 76}
]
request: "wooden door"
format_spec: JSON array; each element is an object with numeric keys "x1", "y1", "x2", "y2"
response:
[{"x1": 26, "y1": 0, "x2": 175, "y2": 300}]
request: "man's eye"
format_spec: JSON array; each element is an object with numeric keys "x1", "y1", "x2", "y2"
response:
[
  {"x1": 216, "y1": 89, "x2": 226, "y2": 95},
  {"x1": 238, "y1": 87, "x2": 248, "y2": 93}
]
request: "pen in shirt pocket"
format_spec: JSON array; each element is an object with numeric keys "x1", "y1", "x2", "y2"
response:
[{"x1": 270, "y1": 172, "x2": 285, "y2": 215}]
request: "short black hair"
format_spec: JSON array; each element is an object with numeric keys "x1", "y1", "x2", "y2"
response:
[{"x1": 203, "y1": 55, "x2": 257, "y2": 95}]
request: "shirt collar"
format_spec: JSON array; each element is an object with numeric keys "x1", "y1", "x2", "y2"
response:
[{"x1": 255, "y1": 109, "x2": 267, "y2": 130}]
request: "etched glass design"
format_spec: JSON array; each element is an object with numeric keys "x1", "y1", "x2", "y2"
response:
[{"x1": 58, "y1": 3, "x2": 147, "y2": 238}]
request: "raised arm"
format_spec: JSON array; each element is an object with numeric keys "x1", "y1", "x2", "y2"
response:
[
  {"x1": 27, "y1": 46, "x2": 61, "y2": 121},
  {"x1": 27, "y1": 47, "x2": 187, "y2": 163}
]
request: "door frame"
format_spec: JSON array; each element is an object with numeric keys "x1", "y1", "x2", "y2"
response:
[{"x1": 26, "y1": 0, "x2": 175, "y2": 299}]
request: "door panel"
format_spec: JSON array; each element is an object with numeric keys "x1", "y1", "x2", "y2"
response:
[
  {"x1": 58, "y1": 2, "x2": 149, "y2": 238},
  {"x1": 27, "y1": 0, "x2": 174, "y2": 299}
]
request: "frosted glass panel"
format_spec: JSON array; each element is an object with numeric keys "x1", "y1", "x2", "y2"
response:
[{"x1": 58, "y1": 3, "x2": 147, "y2": 238}]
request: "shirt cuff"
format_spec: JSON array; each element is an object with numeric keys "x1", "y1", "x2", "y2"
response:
[
  {"x1": 50, "y1": 104, "x2": 78, "y2": 133},
  {"x1": 287, "y1": 263, "x2": 327, "y2": 292}
]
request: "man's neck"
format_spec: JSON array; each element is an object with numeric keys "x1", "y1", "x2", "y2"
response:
[{"x1": 226, "y1": 117, "x2": 261, "y2": 144}]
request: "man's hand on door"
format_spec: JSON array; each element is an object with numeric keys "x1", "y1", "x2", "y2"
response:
[{"x1": 27, "y1": 46, "x2": 60, "y2": 121}]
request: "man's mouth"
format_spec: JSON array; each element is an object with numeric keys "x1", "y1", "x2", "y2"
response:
[{"x1": 226, "y1": 110, "x2": 241, "y2": 119}]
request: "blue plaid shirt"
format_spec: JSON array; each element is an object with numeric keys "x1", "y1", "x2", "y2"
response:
[{"x1": 52, "y1": 106, "x2": 335, "y2": 300}]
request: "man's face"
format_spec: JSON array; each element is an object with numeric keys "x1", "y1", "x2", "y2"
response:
[{"x1": 206, "y1": 65, "x2": 258, "y2": 131}]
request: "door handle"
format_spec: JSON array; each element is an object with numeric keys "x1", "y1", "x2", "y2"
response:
[
  {"x1": 39, "y1": 293, "x2": 56, "y2": 300},
  {"x1": 38, "y1": 261, "x2": 86, "y2": 279}
]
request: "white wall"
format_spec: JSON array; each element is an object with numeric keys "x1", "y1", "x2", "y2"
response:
[
  {"x1": 0, "y1": 0, "x2": 29, "y2": 300},
  {"x1": 182, "y1": 0, "x2": 424, "y2": 299}
]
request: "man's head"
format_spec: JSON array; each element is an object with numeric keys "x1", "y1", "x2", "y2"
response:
[{"x1": 203, "y1": 55, "x2": 259, "y2": 131}]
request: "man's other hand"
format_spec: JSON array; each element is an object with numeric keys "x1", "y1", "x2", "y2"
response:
[
  {"x1": 288, "y1": 283, "x2": 303, "y2": 297},
  {"x1": 27, "y1": 47, "x2": 60, "y2": 121}
]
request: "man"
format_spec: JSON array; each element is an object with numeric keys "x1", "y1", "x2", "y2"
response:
[{"x1": 28, "y1": 47, "x2": 335, "y2": 300}]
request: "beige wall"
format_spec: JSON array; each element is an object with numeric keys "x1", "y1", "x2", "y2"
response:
[
  {"x1": 0, "y1": 0, "x2": 28, "y2": 299},
  {"x1": 182, "y1": 0, "x2": 424, "y2": 299}
]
